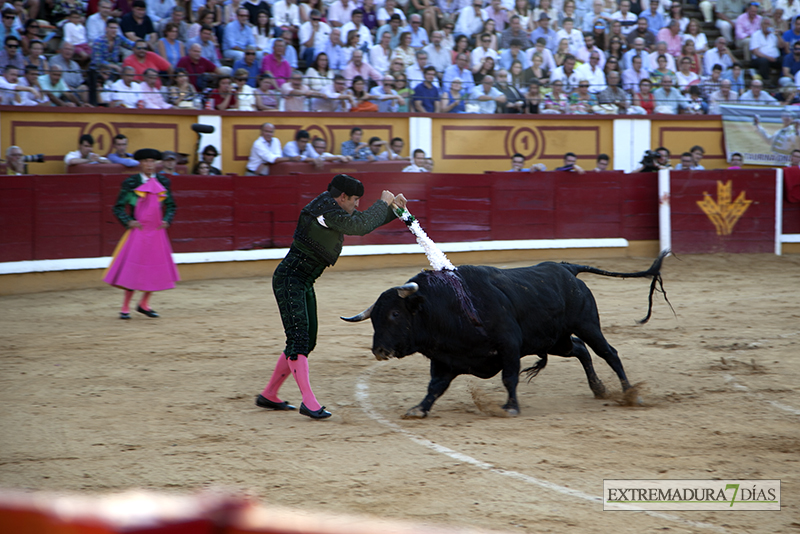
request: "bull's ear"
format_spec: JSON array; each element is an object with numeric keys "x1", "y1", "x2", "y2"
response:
[{"x1": 406, "y1": 293, "x2": 424, "y2": 315}]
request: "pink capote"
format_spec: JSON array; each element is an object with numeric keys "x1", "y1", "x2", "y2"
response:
[{"x1": 104, "y1": 177, "x2": 180, "y2": 291}]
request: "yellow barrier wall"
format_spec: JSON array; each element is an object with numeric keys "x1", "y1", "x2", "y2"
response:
[
  {"x1": 1, "y1": 109, "x2": 200, "y2": 175},
  {"x1": 1, "y1": 108, "x2": 733, "y2": 174},
  {"x1": 432, "y1": 115, "x2": 615, "y2": 173},
  {"x1": 222, "y1": 114, "x2": 410, "y2": 175}
]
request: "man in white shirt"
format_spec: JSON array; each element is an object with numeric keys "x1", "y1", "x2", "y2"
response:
[
  {"x1": 708, "y1": 78, "x2": 738, "y2": 113},
  {"x1": 648, "y1": 41, "x2": 676, "y2": 71},
  {"x1": 109, "y1": 66, "x2": 142, "y2": 108},
  {"x1": 282, "y1": 129, "x2": 322, "y2": 165},
  {"x1": 455, "y1": 0, "x2": 487, "y2": 42},
  {"x1": 310, "y1": 75, "x2": 355, "y2": 111},
  {"x1": 370, "y1": 30, "x2": 393, "y2": 73},
  {"x1": 471, "y1": 32, "x2": 500, "y2": 71},
  {"x1": 403, "y1": 149, "x2": 428, "y2": 172},
  {"x1": 340, "y1": 8, "x2": 373, "y2": 49},
  {"x1": 555, "y1": 17, "x2": 584, "y2": 54},
  {"x1": 750, "y1": 17, "x2": 781, "y2": 82},
  {"x1": 327, "y1": 0, "x2": 356, "y2": 28},
  {"x1": 377, "y1": 0, "x2": 407, "y2": 26},
  {"x1": 611, "y1": 0, "x2": 637, "y2": 35},
  {"x1": 622, "y1": 54, "x2": 649, "y2": 93},
  {"x1": 14, "y1": 65, "x2": 49, "y2": 106},
  {"x1": 550, "y1": 54, "x2": 580, "y2": 92},
  {"x1": 423, "y1": 30, "x2": 451, "y2": 73},
  {"x1": 0, "y1": 64, "x2": 19, "y2": 104},
  {"x1": 468, "y1": 74, "x2": 506, "y2": 113},
  {"x1": 64, "y1": 134, "x2": 109, "y2": 169},
  {"x1": 408, "y1": 13, "x2": 428, "y2": 48},
  {"x1": 703, "y1": 36, "x2": 736, "y2": 76},
  {"x1": 525, "y1": 37, "x2": 556, "y2": 72},
  {"x1": 87, "y1": 0, "x2": 113, "y2": 43},
  {"x1": 247, "y1": 123, "x2": 292, "y2": 175},
  {"x1": 621, "y1": 37, "x2": 648, "y2": 70},
  {"x1": 369, "y1": 75, "x2": 405, "y2": 112},
  {"x1": 299, "y1": 9, "x2": 331, "y2": 66},
  {"x1": 575, "y1": 50, "x2": 606, "y2": 93},
  {"x1": 273, "y1": 0, "x2": 301, "y2": 35},
  {"x1": 740, "y1": 78, "x2": 779, "y2": 105}
]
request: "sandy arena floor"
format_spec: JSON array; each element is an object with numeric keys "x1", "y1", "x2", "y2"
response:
[{"x1": 1, "y1": 253, "x2": 799, "y2": 534}]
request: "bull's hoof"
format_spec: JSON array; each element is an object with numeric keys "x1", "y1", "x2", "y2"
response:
[
  {"x1": 502, "y1": 402, "x2": 520, "y2": 417},
  {"x1": 402, "y1": 406, "x2": 428, "y2": 419}
]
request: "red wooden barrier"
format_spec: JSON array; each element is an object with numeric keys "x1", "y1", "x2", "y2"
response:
[{"x1": 12, "y1": 170, "x2": 796, "y2": 264}]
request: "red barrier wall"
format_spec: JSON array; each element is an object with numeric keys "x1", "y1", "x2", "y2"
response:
[{"x1": 2, "y1": 170, "x2": 794, "y2": 264}]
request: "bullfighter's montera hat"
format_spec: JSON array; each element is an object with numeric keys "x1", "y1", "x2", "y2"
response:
[
  {"x1": 328, "y1": 174, "x2": 364, "y2": 197},
  {"x1": 133, "y1": 148, "x2": 163, "y2": 161}
]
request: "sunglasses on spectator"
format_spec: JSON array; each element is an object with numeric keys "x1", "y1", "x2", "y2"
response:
[
  {"x1": 7, "y1": 43, "x2": 18, "y2": 47},
  {"x1": 3, "y1": 15, "x2": 15, "y2": 19},
  {"x1": 312, "y1": 17, "x2": 321, "y2": 20},
  {"x1": 245, "y1": 51, "x2": 255, "y2": 54},
  {"x1": 136, "y1": 46, "x2": 148, "y2": 50}
]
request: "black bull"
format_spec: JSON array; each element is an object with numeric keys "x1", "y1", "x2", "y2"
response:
[{"x1": 342, "y1": 252, "x2": 670, "y2": 418}]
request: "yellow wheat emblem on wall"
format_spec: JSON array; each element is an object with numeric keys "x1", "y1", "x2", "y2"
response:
[{"x1": 696, "y1": 180, "x2": 752, "y2": 236}]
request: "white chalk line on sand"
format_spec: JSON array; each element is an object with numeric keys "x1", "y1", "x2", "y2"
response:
[
  {"x1": 355, "y1": 365, "x2": 726, "y2": 533},
  {"x1": 723, "y1": 374, "x2": 800, "y2": 417}
]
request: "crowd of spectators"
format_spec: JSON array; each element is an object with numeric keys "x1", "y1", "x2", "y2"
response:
[{"x1": 0, "y1": 0, "x2": 798, "y2": 112}]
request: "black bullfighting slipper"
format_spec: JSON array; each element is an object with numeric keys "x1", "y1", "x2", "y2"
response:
[
  {"x1": 136, "y1": 305, "x2": 159, "y2": 318},
  {"x1": 255, "y1": 395, "x2": 296, "y2": 411},
  {"x1": 119, "y1": 312, "x2": 130, "y2": 320},
  {"x1": 299, "y1": 403, "x2": 332, "y2": 419}
]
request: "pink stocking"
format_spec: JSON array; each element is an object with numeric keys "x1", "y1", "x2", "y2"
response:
[
  {"x1": 287, "y1": 355, "x2": 321, "y2": 411},
  {"x1": 121, "y1": 290, "x2": 134, "y2": 313},
  {"x1": 260, "y1": 353, "x2": 291, "y2": 403},
  {"x1": 139, "y1": 291, "x2": 152, "y2": 310}
]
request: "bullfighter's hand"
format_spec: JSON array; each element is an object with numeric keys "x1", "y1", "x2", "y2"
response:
[
  {"x1": 380, "y1": 190, "x2": 395, "y2": 205},
  {"x1": 128, "y1": 220, "x2": 142, "y2": 229},
  {"x1": 159, "y1": 221, "x2": 170, "y2": 229},
  {"x1": 393, "y1": 193, "x2": 408, "y2": 210}
]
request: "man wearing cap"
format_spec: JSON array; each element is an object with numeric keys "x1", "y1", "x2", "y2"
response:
[
  {"x1": 161, "y1": 151, "x2": 180, "y2": 175},
  {"x1": 105, "y1": 148, "x2": 179, "y2": 320},
  {"x1": 256, "y1": 174, "x2": 408, "y2": 420}
]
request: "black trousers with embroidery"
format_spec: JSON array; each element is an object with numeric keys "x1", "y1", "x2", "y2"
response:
[{"x1": 272, "y1": 249, "x2": 326, "y2": 359}]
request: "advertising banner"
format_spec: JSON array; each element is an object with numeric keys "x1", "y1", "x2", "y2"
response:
[{"x1": 721, "y1": 104, "x2": 800, "y2": 166}]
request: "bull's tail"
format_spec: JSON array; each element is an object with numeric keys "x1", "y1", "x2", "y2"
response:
[
  {"x1": 562, "y1": 250, "x2": 673, "y2": 324},
  {"x1": 521, "y1": 355, "x2": 548, "y2": 383}
]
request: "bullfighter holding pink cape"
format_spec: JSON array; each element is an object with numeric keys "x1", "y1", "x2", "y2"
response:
[{"x1": 104, "y1": 148, "x2": 179, "y2": 319}]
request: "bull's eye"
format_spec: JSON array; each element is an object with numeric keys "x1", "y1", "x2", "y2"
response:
[{"x1": 391, "y1": 310, "x2": 400, "y2": 319}]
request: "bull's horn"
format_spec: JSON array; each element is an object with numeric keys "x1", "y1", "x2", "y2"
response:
[
  {"x1": 396, "y1": 282, "x2": 419, "y2": 298},
  {"x1": 341, "y1": 304, "x2": 373, "y2": 322}
]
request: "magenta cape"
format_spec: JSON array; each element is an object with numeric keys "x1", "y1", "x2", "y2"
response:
[{"x1": 104, "y1": 177, "x2": 180, "y2": 291}]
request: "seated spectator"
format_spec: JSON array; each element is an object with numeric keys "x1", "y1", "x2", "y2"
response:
[
  {"x1": 379, "y1": 136, "x2": 409, "y2": 160},
  {"x1": 403, "y1": 148, "x2": 428, "y2": 172},
  {"x1": 676, "y1": 56, "x2": 700, "y2": 92},
  {"x1": 377, "y1": 0, "x2": 406, "y2": 26},
  {"x1": 261, "y1": 38, "x2": 292, "y2": 86},
  {"x1": 166, "y1": 68, "x2": 198, "y2": 107},
  {"x1": 194, "y1": 161, "x2": 212, "y2": 175},
  {"x1": 24, "y1": 39, "x2": 48, "y2": 75},
  {"x1": 280, "y1": 70, "x2": 312, "y2": 111},
  {"x1": 443, "y1": 52, "x2": 475, "y2": 93},
  {"x1": 653, "y1": 75, "x2": 688, "y2": 113},
  {"x1": 123, "y1": 40, "x2": 173, "y2": 82},
  {"x1": 467, "y1": 73, "x2": 505, "y2": 113},
  {"x1": 679, "y1": 40, "x2": 703, "y2": 75},
  {"x1": 348, "y1": 75, "x2": 380, "y2": 111},
  {"x1": 254, "y1": 72, "x2": 282, "y2": 110},
  {"x1": 0, "y1": 6, "x2": 19, "y2": 44},
  {"x1": 508, "y1": 152, "x2": 527, "y2": 172},
  {"x1": 783, "y1": 40, "x2": 800, "y2": 85},
  {"x1": 107, "y1": 134, "x2": 140, "y2": 167},
  {"x1": 246, "y1": 123, "x2": 289, "y2": 175},
  {"x1": 656, "y1": 19, "x2": 682, "y2": 57},
  {"x1": 556, "y1": 17, "x2": 584, "y2": 54},
  {"x1": 5, "y1": 145, "x2": 30, "y2": 174},
  {"x1": 750, "y1": 17, "x2": 781, "y2": 84},
  {"x1": 188, "y1": 24, "x2": 222, "y2": 67},
  {"x1": 734, "y1": 2, "x2": 761, "y2": 64},
  {"x1": 597, "y1": 70, "x2": 630, "y2": 113},
  {"x1": 65, "y1": 134, "x2": 109, "y2": 168},
  {"x1": 472, "y1": 32, "x2": 499, "y2": 72},
  {"x1": 683, "y1": 19, "x2": 708, "y2": 54},
  {"x1": 234, "y1": 69, "x2": 256, "y2": 110},
  {"x1": 393, "y1": 73, "x2": 412, "y2": 111},
  {"x1": 640, "y1": 0, "x2": 665, "y2": 32},
  {"x1": 577, "y1": 33, "x2": 605, "y2": 70},
  {"x1": 673, "y1": 151, "x2": 695, "y2": 170},
  {"x1": 299, "y1": 9, "x2": 331, "y2": 66},
  {"x1": 176, "y1": 44, "x2": 219, "y2": 90},
  {"x1": 39, "y1": 65, "x2": 82, "y2": 107},
  {"x1": 740, "y1": 78, "x2": 779, "y2": 105},
  {"x1": 87, "y1": 0, "x2": 114, "y2": 43},
  {"x1": 542, "y1": 79, "x2": 569, "y2": 113},
  {"x1": 156, "y1": 22, "x2": 185, "y2": 68},
  {"x1": 424, "y1": 30, "x2": 451, "y2": 74},
  {"x1": 498, "y1": 38, "x2": 530, "y2": 71},
  {"x1": 703, "y1": 37, "x2": 735, "y2": 76},
  {"x1": 632, "y1": 78, "x2": 656, "y2": 113},
  {"x1": 700, "y1": 63, "x2": 724, "y2": 98},
  {"x1": 161, "y1": 151, "x2": 180, "y2": 175},
  {"x1": 622, "y1": 37, "x2": 648, "y2": 71},
  {"x1": 209, "y1": 74, "x2": 238, "y2": 110},
  {"x1": 413, "y1": 65, "x2": 441, "y2": 112},
  {"x1": 311, "y1": 136, "x2": 352, "y2": 162},
  {"x1": 648, "y1": 41, "x2": 676, "y2": 71},
  {"x1": 473, "y1": 55, "x2": 496, "y2": 84},
  {"x1": 550, "y1": 54, "x2": 580, "y2": 92},
  {"x1": 341, "y1": 8, "x2": 374, "y2": 49},
  {"x1": 0, "y1": 35, "x2": 24, "y2": 73},
  {"x1": 49, "y1": 41, "x2": 89, "y2": 105},
  {"x1": 494, "y1": 69, "x2": 523, "y2": 112},
  {"x1": 121, "y1": 0, "x2": 157, "y2": 46},
  {"x1": 724, "y1": 63, "x2": 746, "y2": 94},
  {"x1": 576, "y1": 50, "x2": 607, "y2": 93},
  {"x1": 328, "y1": 0, "x2": 357, "y2": 28},
  {"x1": 157, "y1": 7, "x2": 189, "y2": 41},
  {"x1": 649, "y1": 53, "x2": 677, "y2": 87},
  {"x1": 342, "y1": 48, "x2": 383, "y2": 84},
  {"x1": 341, "y1": 127, "x2": 372, "y2": 160},
  {"x1": 626, "y1": 17, "x2": 656, "y2": 49},
  {"x1": 310, "y1": 73, "x2": 353, "y2": 111},
  {"x1": 685, "y1": 85, "x2": 708, "y2": 114},
  {"x1": 14, "y1": 64, "x2": 49, "y2": 106},
  {"x1": 611, "y1": 0, "x2": 637, "y2": 36},
  {"x1": 224, "y1": 8, "x2": 257, "y2": 62},
  {"x1": 728, "y1": 152, "x2": 744, "y2": 169},
  {"x1": 569, "y1": 78, "x2": 598, "y2": 113},
  {"x1": 139, "y1": 68, "x2": 173, "y2": 108},
  {"x1": 0, "y1": 64, "x2": 20, "y2": 104},
  {"x1": 283, "y1": 129, "x2": 322, "y2": 166},
  {"x1": 91, "y1": 18, "x2": 134, "y2": 72},
  {"x1": 623, "y1": 54, "x2": 650, "y2": 93},
  {"x1": 369, "y1": 74, "x2": 405, "y2": 111},
  {"x1": 109, "y1": 66, "x2": 142, "y2": 107},
  {"x1": 593, "y1": 153, "x2": 610, "y2": 171},
  {"x1": 63, "y1": 11, "x2": 91, "y2": 65}
]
